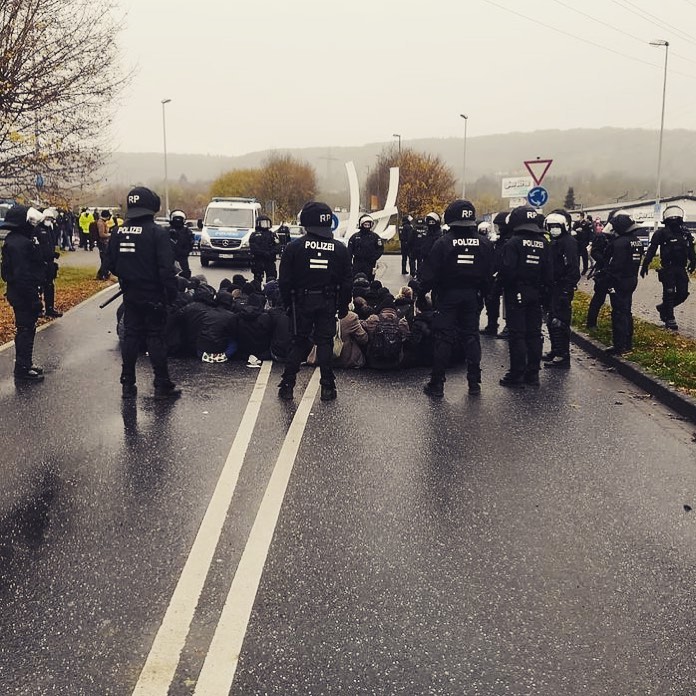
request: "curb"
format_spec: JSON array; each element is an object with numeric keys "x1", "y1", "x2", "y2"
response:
[{"x1": 571, "y1": 328, "x2": 696, "y2": 424}]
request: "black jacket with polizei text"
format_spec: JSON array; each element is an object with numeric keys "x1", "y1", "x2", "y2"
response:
[
  {"x1": 499, "y1": 229, "x2": 553, "y2": 290},
  {"x1": 419, "y1": 228, "x2": 494, "y2": 296},
  {"x1": 0, "y1": 230, "x2": 46, "y2": 293},
  {"x1": 108, "y1": 215, "x2": 178, "y2": 303},
  {"x1": 605, "y1": 230, "x2": 644, "y2": 283},
  {"x1": 278, "y1": 231, "x2": 352, "y2": 311}
]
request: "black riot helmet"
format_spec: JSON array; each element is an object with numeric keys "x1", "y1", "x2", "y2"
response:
[
  {"x1": 509, "y1": 205, "x2": 543, "y2": 233},
  {"x1": 425, "y1": 212, "x2": 441, "y2": 229},
  {"x1": 359, "y1": 214, "x2": 374, "y2": 231},
  {"x1": 663, "y1": 205, "x2": 685, "y2": 230},
  {"x1": 255, "y1": 215, "x2": 272, "y2": 231},
  {"x1": 608, "y1": 210, "x2": 635, "y2": 236},
  {"x1": 170, "y1": 209, "x2": 186, "y2": 228},
  {"x1": 443, "y1": 199, "x2": 477, "y2": 228}
]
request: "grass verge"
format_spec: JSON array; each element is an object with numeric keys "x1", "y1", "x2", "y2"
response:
[
  {"x1": 572, "y1": 290, "x2": 696, "y2": 397},
  {"x1": 0, "y1": 266, "x2": 115, "y2": 345}
]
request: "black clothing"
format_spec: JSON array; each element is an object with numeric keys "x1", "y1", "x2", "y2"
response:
[
  {"x1": 500, "y1": 229, "x2": 553, "y2": 379},
  {"x1": 35, "y1": 222, "x2": 60, "y2": 311},
  {"x1": 1, "y1": 228, "x2": 45, "y2": 372},
  {"x1": 417, "y1": 226, "x2": 443, "y2": 272},
  {"x1": 604, "y1": 229, "x2": 644, "y2": 352},
  {"x1": 573, "y1": 219, "x2": 592, "y2": 273},
  {"x1": 587, "y1": 232, "x2": 612, "y2": 327},
  {"x1": 249, "y1": 227, "x2": 279, "y2": 284},
  {"x1": 169, "y1": 223, "x2": 195, "y2": 279},
  {"x1": 419, "y1": 228, "x2": 494, "y2": 385},
  {"x1": 347, "y1": 228, "x2": 383, "y2": 280},
  {"x1": 642, "y1": 225, "x2": 695, "y2": 322},
  {"x1": 399, "y1": 220, "x2": 414, "y2": 274},
  {"x1": 547, "y1": 233, "x2": 580, "y2": 359},
  {"x1": 279, "y1": 230, "x2": 352, "y2": 388},
  {"x1": 108, "y1": 215, "x2": 178, "y2": 389}
]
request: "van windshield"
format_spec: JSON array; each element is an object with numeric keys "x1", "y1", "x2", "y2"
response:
[{"x1": 204, "y1": 207, "x2": 254, "y2": 228}]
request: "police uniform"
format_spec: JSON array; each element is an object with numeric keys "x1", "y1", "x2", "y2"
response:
[
  {"x1": 604, "y1": 213, "x2": 644, "y2": 354},
  {"x1": 499, "y1": 205, "x2": 553, "y2": 387},
  {"x1": 399, "y1": 217, "x2": 414, "y2": 275},
  {"x1": 420, "y1": 199, "x2": 494, "y2": 397},
  {"x1": 0, "y1": 205, "x2": 46, "y2": 380},
  {"x1": 168, "y1": 210, "x2": 195, "y2": 280},
  {"x1": 278, "y1": 202, "x2": 352, "y2": 402},
  {"x1": 544, "y1": 212, "x2": 580, "y2": 368},
  {"x1": 586, "y1": 231, "x2": 612, "y2": 328},
  {"x1": 347, "y1": 216, "x2": 383, "y2": 280},
  {"x1": 482, "y1": 211, "x2": 512, "y2": 336},
  {"x1": 34, "y1": 212, "x2": 62, "y2": 316},
  {"x1": 641, "y1": 207, "x2": 696, "y2": 330},
  {"x1": 249, "y1": 215, "x2": 279, "y2": 284},
  {"x1": 418, "y1": 213, "x2": 443, "y2": 272},
  {"x1": 107, "y1": 186, "x2": 180, "y2": 399}
]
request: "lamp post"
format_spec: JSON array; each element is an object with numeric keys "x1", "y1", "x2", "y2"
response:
[
  {"x1": 460, "y1": 114, "x2": 468, "y2": 198},
  {"x1": 650, "y1": 40, "x2": 669, "y2": 230},
  {"x1": 393, "y1": 133, "x2": 401, "y2": 155},
  {"x1": 161, "y1": 98, "x2": 172, "y2": 217}
]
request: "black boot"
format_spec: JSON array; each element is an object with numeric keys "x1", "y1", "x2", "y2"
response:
[
  {"x1": 154, "y1": 384, "x2": 182, "y2": 400},
  {"x1": 45, "y1": 308, "x2": 63, "y2": 318},
  {"x1": 14, "y1": 366, "x2": 44, "y2": 381},
  {"x1": 423, "y1": 379, "x2": 444, "y2": 398},
  {"x1": 499, "y1": 372, "x2": 525, "y2": 388},
  {"x1": 278, "y1": 381, "x2": 294, "y2": 400},
  {"x1": 544, "y1": 355, "x2": 570, "y2": 369},
  {"x1": 320, "y1": 384, "x2": 337, "y2": 401}
]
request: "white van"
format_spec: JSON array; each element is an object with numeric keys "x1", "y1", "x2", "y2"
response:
[{"x1": 199, "y1": 197, "x2": 262, "y2": 267}]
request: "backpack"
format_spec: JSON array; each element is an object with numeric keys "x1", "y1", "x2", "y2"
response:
[{"x1": 367, "y1": 317, "x2": 402, "y2": 366}]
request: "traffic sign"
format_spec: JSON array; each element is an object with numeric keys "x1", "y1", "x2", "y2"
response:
[
  {"x1": 527, "y1": 186, "x2": 549, "y2": 207},
  {"x1": 524, "y1": 159, "x2": 553, "y2": 186},
  {"x1": 331, "y1": 213, "x2": 339, "y2": 231},
  {"x1": 501, "y1": 176, "x2": 533, "y2": 199}
]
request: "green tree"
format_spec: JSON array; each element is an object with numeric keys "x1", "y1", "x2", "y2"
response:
[
  {"x1": 209, "y1": 168, "x2": 261, "y2": 199},
  {"x1": 256, "y1": 153, "x2": 317, "y2": 222},
  {"x1": 564, "y1": 186, "x2": 576, "y2": 209}
]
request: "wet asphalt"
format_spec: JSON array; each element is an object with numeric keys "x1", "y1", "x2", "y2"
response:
[{"x1": 1, "y1": 255, "x2": 696, "y2": 695}]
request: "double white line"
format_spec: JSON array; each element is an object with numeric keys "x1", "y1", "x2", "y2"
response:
[{"x1": 132, "y1": 363, "x2": 321, "y2": 695}]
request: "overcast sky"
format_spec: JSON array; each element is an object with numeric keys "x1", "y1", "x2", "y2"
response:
[{"x1": 111, "y1": 0, "x2": 696, "y2": 156}]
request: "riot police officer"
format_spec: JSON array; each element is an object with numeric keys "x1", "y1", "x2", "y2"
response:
[
  {"x1": 347, "y1": 214, "x2": 383, "y2": 280},
  {"x1": 399, "y1": 214, "x2": 414, "y2": 275},
  {"x1": 34, "y1": 207, "x2": 63, "y2": 317},
  {"x1": 498, "y1": 205, "x2": 553, "y2": 387},
  {"x1": 482, "y1": 211, "x2": 512, "y2": 336},
  {"x1": 604, "y1": 211, "x2": 644, "y2": 354},
  {"x1": 249, "y1": 214, "x2": 279, "y2": 284},
  {"x1": 278, "y1": 202, "x2": 352, "y2": 402},
  {"x1": 0, "y1": 205, "x2": 46, "y2": 380},
  {"x1": 640, "y1": 205, "x2": 696, "y2": 331},
  {"x1": 418, "y1": 212, "x2": 443, "y2": 269},
  {"x1": 543, "y1": 211, "x2": 580, "y2": 368},
  {"x1": 586, "y1": 222, "x2": 613, "y2": 329},
  {"x1": 168, "y1": 209, "x2": 195, "y2": 279},
  {"x1": 108, "y1": 186, "x2": 180, "y2": 400},
  {"x1": 419, "y1": 199, "x2": 494, "y2": 397}
]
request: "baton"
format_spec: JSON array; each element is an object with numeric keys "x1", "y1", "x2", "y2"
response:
[
  {"x1": 99, "y1": 289, "x2": 123, "y2": 309},
  {"x1": 290, "y1": 289, "x2": 297, "y2": 336}
]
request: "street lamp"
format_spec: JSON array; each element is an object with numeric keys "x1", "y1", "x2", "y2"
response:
[
  {"x1": 460, "y1": 114, "x2": 468, "y2": 198},
  {"x1": 161, "y1": 98, "x2": 172, "y2": 217},
  {"x1": 650, "y1": 39, "x2": 669, "y2": 230},
  {"x1": 393, "y1": 133, "x2": 401, "y2": 155}
]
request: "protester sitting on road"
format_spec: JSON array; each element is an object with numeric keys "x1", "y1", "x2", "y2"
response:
[
  {"x1": 362, "y1": 299, "x2": 410, "y2": 370},
  {"x1": 308, "y1": 308, "x2": 369, "y2": 369}
]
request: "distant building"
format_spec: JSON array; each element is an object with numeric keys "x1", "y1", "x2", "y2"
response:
[{"x1": 574, "y1": 195, "x2": 696, "y2": 227}]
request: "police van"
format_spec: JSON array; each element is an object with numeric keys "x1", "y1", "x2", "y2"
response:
[{"x1": 199, "y1": 197, "x2": 262, "y2": 267}]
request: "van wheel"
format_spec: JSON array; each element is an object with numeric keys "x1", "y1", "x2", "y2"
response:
[{"x1": 201, "y1": 257, "x2": 210, "y2": 267}]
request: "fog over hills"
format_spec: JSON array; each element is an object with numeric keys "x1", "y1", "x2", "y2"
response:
[{"x1": 104, "y1": 128, "x2": 696, "y2": 193}]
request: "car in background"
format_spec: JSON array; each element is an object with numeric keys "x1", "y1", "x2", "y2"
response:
[{"x1": 186, "y1": 219, "x2": 201, "y2": 254}]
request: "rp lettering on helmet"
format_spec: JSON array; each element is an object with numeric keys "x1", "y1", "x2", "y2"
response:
[
  {"x1": 526, "y1": 212, "x2": 537, "y2": 220},
  {"x1": 319, "y1": 214, "x2": 332, "y2": 223},
  {"x1": 128, "y1": 195, "x2": 140, "y2": 205},
  {"x1": 461, "y1": 209, "x2": 474, "y2": 219}
]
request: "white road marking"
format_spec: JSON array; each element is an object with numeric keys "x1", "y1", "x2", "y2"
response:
[
  {"x1": 131, "y1": 362, "x2": 272, "y2": 695},
  {"x1": 193, "y1": 368, "x2": 321, "y2": 695}
]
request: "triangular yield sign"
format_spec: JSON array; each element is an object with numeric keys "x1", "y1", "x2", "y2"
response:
[{"x1": 524, "y1": 159, "x2": 553, "y2": 186}]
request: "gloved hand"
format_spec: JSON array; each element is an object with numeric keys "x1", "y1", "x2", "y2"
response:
[
  {"x1": 640, "y1": 265, "x2": 649, "y2": 278},
  {"x1": 689, "y1": 262, "x2": 696, "y2": 274},
  {"x1": 338, "y1": 306, "x2": 348, "y2": 319}
]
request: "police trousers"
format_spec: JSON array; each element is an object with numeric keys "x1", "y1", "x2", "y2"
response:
[
  {"x1": 251, "y1": 256, "x2": 277, "y2": 284},
  {"x1": 547, "y1": 286, "x2": 574, "y2": 357},
  {"x1": 504, "y1": 288, "x2": 543, "y2": 378},
  {"x1": 120, "y1": 299, "x2": 173, "y2": 388},
  {"x1": 658, "y1": 265, "x2": 689, "y2": 320},
  {"x1": 431, "y1": 288, "x2": 482, "y2": 383},
  {"x1": 282, "y1": 295, "x2": 337, "y2": 387},
  {"x1": 7, "y1": 289, "x2": 41, "y2": 371},
  {"x1": 609, "y1": 279, "x2": 637, "y2": 352},
  {"x1": 587, "y1": 273, "x2": 610, "y2": 327}
]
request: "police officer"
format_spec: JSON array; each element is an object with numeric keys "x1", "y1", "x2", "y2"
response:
[
  {"x1": 419, "y1": 199, "x2": 494, "y2": 397},
  {"x1": 168, "y1": 209, "x2": 195, "y2": 279},
  {"x1": 604, "y1": 211, "x2": 644, "y2": 354},
  {"x1": 248, "y1": 214, "x2": 279, "y2": 284},
  {"x1": 0, "y1": 205, "x2": 46, "y2": 380},
  {"x1": 498, "y1": 205, "x2": 553, "y2": 387},
  {"x1": 34, "y1": 207, "x2": 63, "y2": 317},
  {"x1": 408, "y1": 217, "x2": 427, "y2": 277},
  {"x1": 640, "y1": 205, "x2": 696, "y2": 331},
  {"x1": 543, "y1": 211, "x2": 580, "y2": 369},
  {"x1": 586, "y1": 221, "x2": 613, "y2": 328},
  {"x1": 481, "y1": 211, "x2": 512, "y2": 336},
  {"x1": 418, "y1": 212, "x2": 443, "y2": 269},
  {"x1": 278, "y1": 201, "x2": 352, "y2": 402},
  {"x1": 398, "y1": 214, "x2": 414, "y2": 275},
  {"x1": 573, "y1": 212, "x2": 593, "y2": 275},
  {"x1": 347, "y1": 214, "x2": 384, "y2": 280},
  {"x1": 108, "y1": 186, "x2": 180, "y2": 400}
]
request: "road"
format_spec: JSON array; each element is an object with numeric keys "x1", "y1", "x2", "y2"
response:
[{"x1": 1, "y1": 255, "x2": 696, "y2": 695}]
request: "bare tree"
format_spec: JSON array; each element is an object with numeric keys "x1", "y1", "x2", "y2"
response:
[{"x1": 0, "y1": 0, "x2": 127, "y2": 202}]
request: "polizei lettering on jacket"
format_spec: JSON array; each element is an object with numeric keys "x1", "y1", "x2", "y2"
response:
[
  {"x1": 119, "y1": 226, "x2": 143, "y2": 235},
  {"x1": 452, "y1": 238, "x2": 480, "y2": 246},
  {"x1": 522, "y1": 239, "x2": 544, "y2": 248},
  {"x1": 305, "y1": 240, "x2": 335, "y2": 251}
]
